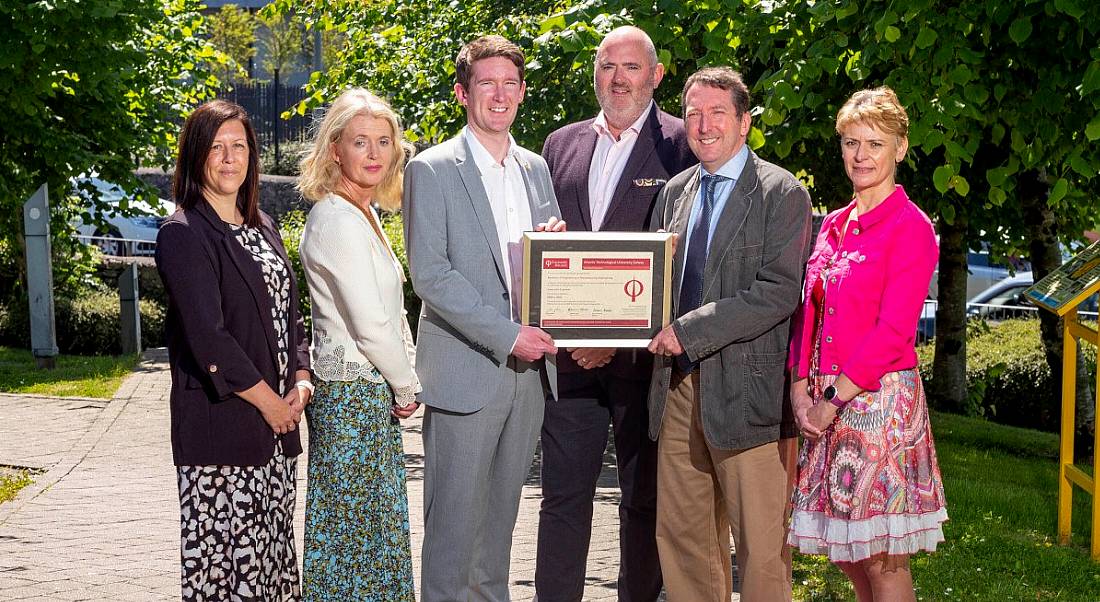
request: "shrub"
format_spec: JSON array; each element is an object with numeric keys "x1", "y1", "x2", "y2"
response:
[
  {"x1": 918, "y1": 318, "x2": 1096, "y2": 432},
  {"x1": 260, "y1": 139, "x2": 311, "y2": 176},
  {"x1": 0, "y1": 290, "x2": 165, "y2": 355},
  {"x1": 277, "y1": 209, "x2": 311, "y2": 332}
]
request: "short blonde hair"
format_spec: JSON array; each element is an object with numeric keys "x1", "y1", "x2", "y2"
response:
[
  {"x1": 298, "y1": 88, "x2": 414, "y2": 211},
  {"x1": 835, "y1": 86, "x2": 909, "y2": 141}
]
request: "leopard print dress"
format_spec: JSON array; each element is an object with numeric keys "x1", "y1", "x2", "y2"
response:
[{"x1": 177, "y1": 223, "x2": 299, "y2": 601}]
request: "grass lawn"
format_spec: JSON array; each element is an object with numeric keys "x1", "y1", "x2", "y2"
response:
[
  {"x1": 0, "y1": 468, "x2": 33, "y2": 505},
  {"x1": 793, "y1": 412, "x2": 1100, "y2": 600},
  {"x1": 0, "y1": 346, "x2": 138, "y2": 398}
]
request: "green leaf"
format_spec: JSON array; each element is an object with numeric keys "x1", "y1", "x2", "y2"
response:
[
  {"x1": 933, "y1": 165, "x2": 953, "y2": 193},
  {"x1": 761, "y1": 107, "x2": 784, "y2": 126},
  {"x1": 941, "y1": 204, "x2": 956, "y2": 225},
  {"x1": 951, "y1": 175, "x2": 970, "y2": 197},
  {"x1": 1085, "y1": 115, "x2": 1100, "y2": 142},
  {"x1": 964, "y1": 84, "x2": 989, "y2": 105},
  {"x1": 915, "y1": 27, "x2": 937, "y2": 49},
  {"x1": 986, "y1": 167, "x2": 1009, "y2": 187},
  {"x1": 885, "y1": 25, "x2": 901, "y2": 43},
  {"x1": 1082, "y1": 61, "x2": 1100, "y2": 96},
  {"x1": 1069, "y1": 154, "x2": 1095, "y2": 178},
  {"x1": 923, "y1": 129, "x2": 944, "y2": 150},
  {"x1": 539, "y1": 13, "x2": 565, "y2": 34},
  {"x1": 1009, "y1": 17, "x2": 1032, "y2": 44},
  {"x1": 1054, "y1": 0, "x2": 1086, "y2": 19},
  {"x1": 748, "y1": 127, "x2": 765, "y2": 150},
  {"x1": 989, "y1": 187, "x2": 1007, "y2": 205},
  {"x1": 1048, "y1": 178, "x2": 1069, "y2": 204}
]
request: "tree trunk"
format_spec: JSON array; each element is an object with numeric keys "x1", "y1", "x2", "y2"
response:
[
  {"x1": 931, "y1": 216, "x2": 968, "y2": 411},
  {"x1": 1022, "y1": 173, "x2": 1094, "y2": 456}
]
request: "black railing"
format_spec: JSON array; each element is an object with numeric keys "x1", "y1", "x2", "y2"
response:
[{"x1": 217, "y1": 81, "x2": 311, "y2": 149}]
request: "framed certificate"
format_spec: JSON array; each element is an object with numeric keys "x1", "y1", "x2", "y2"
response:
[{"x1": 521, "y1": 231, "x2": 674, "y2": 347}]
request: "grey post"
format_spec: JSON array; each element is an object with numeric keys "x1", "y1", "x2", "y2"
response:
[
  {"x1": 23, "y1": 184, "x2": 58, "y2": 369},
  {"x1": 118, "y1": 262, "x2": 141, "y2": 354}
]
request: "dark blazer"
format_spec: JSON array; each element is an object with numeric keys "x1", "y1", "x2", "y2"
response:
[
  {"x1": 542, "y1": 104, "x2": 696, "y2": 379},
  {"x1": 648, "y1": 151, "x2": 812, "y2": 450},
  {"x1": 155, "y1": 201, "x2": 310, "y2": 466}
]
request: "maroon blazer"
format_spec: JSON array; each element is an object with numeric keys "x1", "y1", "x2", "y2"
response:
[
  {"x1": 542, "y1": 104, "x2": 696, "y2": 378},
  {"x1": 155, "y1": 201, "x2": 309, "y2": 466}
]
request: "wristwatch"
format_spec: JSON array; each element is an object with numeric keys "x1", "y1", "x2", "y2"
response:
[{"x1": 822, "y1": 385, "x2": 847, "y2": 408}]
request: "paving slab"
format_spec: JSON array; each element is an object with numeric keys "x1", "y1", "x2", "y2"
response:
[{"x1": 0, "y1": 350, "x2": 689, "y2": 601}]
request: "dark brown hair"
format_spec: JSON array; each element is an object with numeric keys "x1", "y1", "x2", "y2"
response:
[
  {"x1": 173, "y1": 100, "x2": 261, "y2": 227},
  {"x1": 455, "y1": 35, "x2": 525, "y2": 91},
  {"x1": 682, "y1": 66, "x2": 750, "y2": 117}
]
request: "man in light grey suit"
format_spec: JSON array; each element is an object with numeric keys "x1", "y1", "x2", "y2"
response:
[{"x1": 402, "y1": 35, "x2": 565, "y2": 602}]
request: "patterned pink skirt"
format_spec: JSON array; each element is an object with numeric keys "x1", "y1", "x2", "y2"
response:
[{"x1": 787, "y1": 370, "x2": 948, "y2": 562}]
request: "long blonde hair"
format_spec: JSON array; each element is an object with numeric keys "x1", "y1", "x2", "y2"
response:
[{"x1": 297, "y1": 89, "x2": 414, "y2": 210}]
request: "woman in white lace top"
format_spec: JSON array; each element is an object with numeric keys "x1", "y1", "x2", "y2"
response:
[{"x1": 296, "y1": 88, "x2": 419, "y2": 600}]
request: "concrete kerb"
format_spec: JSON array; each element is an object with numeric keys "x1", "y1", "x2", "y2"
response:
[{"x1": 0, "y1": 350, "x2": 163, "y2": 528}]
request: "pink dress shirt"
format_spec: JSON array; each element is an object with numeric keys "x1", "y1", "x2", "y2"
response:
[{"x1": 788, "y1": 185, "x2": 938, "y2": 391}]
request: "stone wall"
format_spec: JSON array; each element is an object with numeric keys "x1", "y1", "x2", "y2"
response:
[{"x1": 136, "y1": 168, "x2": 309, "y2": 219}]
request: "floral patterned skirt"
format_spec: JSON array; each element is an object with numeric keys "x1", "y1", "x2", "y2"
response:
[
  {"x1": 302, "y1": 377, "x2": 414, "y2": 601},
  {"x1": 178, "y1": 440, "x2": 300, "y2": 601},
  {"x1": 787, "y1": 370, "x2": 948, "y2": 562}
]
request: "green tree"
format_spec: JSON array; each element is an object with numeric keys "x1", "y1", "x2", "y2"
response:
[
  {"x1": 264, "y1": 0, "x2": 583, "y2": 149},
  {"x1": 538, "y1": 0, "x2": 1100, "y2": 420},
  {"x1": 257, "y1": 9, "x2": 306, "y2": 82},
  {"x1": 206, "y1": 4, "x2": 256, "y2": 84},
  {"x1": 0, "y1": 0, "x2": 218, "y2": 299}
]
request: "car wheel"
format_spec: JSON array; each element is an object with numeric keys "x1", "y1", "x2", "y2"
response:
[{"x1": 96, "y1": 227, "x2": 127, "y2": 257}]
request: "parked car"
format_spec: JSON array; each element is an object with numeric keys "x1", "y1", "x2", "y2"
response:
[
  {"x1": 927, "y1": 245, "x2": 1029, "y2": 302},
  {"x1": 73, "y1": 177, "x2": 175, "y2": 256},
  {"x1": 918, "y1": 271, "x2": 1099, "y2": 341}
]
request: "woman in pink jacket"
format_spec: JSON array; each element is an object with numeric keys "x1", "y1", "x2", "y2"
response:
[{"x1": 787, "y1": 87, "x2": 947, "y2": 602}]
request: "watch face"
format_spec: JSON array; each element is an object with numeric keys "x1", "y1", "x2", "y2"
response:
[{"x1": 823, "y1": 385, "x2": 837, "y2": 400}]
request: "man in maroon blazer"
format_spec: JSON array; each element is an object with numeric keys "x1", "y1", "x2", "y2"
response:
[{"x1": 537, "y1": 26, "x2": 696, "y2": 602}]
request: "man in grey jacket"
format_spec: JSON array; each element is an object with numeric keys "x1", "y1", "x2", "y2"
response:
[
  {"x1": 646, "y1": 66, "x2": 811, "y2": 601},
  {"x1": 403, "y1": 35, "x2": 564, "y2": 602}
]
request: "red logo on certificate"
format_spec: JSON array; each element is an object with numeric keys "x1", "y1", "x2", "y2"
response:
[
  {"x1": 624, "y1": 278, "x2": 644, "y2": 302},
  {"x1": 543, "y1": 257, "x2": 570, "y2": 269}
]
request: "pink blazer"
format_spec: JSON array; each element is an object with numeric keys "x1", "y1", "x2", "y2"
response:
[{"x1": 788, "y1": 185, "x2": 938, "y2": 391}]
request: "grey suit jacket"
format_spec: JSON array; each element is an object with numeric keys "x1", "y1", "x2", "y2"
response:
[
  {"x1": 403, "y1": 133, "x2": 561, "y2": 412},
  {"x1": 648, "y1": 151, "x2": 812, "y2": 450}
]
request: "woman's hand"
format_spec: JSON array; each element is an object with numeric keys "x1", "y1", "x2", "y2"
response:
[
  {"x1": 391, "y1": 401, "x2": 420, "y2": 419},
  {"x1": 261, "y1": 396, "x2": 299, "y2": 435},
  {"x1": 802, "y1": 402, "x2": 839, "y2": 441}
]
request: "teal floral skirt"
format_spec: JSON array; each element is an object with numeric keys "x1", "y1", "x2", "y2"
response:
[{"x1": 302, "y1": 376, "x2": 414, "y2": 601}]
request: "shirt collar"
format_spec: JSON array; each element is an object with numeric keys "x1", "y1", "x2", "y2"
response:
[
  {"x1": 836, "y1": 185, "x2": 909, "y2": 232},
  {"x1": 591, "y1": 101, "x2": 654, "y2": 140},
  {"x1": 701, "y1": 144, "x2": 749, "y2": 182},
  {"x1": 463, "y1": 126, "x2": 518, "y2": 170}
]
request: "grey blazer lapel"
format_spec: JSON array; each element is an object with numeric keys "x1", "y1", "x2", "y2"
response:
[
  {"x1": 517, "y1": 153, "x2": 548, "y2": 224},
  {"x1": 703, "y1": 153, "x2": 759, "y2": 287},
  {"x1": 454, "y1": 137, "x2": 507, "y2": 283}
]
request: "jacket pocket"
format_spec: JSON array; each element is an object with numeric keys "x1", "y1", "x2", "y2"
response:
[{"x1": 742, "y1": 350, "x2": 787, "y2": 427}]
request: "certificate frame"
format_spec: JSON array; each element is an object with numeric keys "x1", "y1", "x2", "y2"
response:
[{"x1": 521, "y1": 231, "x2": 674, "y2": 347}]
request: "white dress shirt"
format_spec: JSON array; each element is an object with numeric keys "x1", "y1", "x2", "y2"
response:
[
  {"x1": 587, "y1": 102, "x2": 654, "y2": 230},
  {"x1": 298, "y1": 193, "x2": 420, "y2": 405},
  {"x1": 464, "y1": 126, "x2": 533, "y2": 321}
]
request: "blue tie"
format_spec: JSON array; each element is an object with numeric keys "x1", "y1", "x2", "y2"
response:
[{"x1": 676, "y1": 174, "x2": 724, "y2": 372}]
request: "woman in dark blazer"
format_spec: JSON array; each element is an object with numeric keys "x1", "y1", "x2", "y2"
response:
[{"x1": 155, "y1": 99, "x2": 312, "y2": 601}]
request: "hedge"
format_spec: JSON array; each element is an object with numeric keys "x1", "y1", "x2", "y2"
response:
[
  {"x1": 0, "y1": 290, "x2": 165, "y2": 355},
  {"x1": 917, "y1": 318, "x2": 1096, "y2": 432}
]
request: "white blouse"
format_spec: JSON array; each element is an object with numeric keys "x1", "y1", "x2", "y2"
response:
[{"x1": 299, "y1": 193, "x2": 420, "y2": 406}]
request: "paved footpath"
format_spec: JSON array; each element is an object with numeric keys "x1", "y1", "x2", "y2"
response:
[{"x1": 0, "y1": 351, "x2": 672, "y2": 601}]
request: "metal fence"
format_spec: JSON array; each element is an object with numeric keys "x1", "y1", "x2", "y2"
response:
[{"x1": 217, "y1": 82, "x2": 311, "y2": 148}]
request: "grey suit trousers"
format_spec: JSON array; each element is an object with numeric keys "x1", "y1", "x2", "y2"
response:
[{"x1": 421, "y1": 358, "x2": 546, "y2": 602}]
